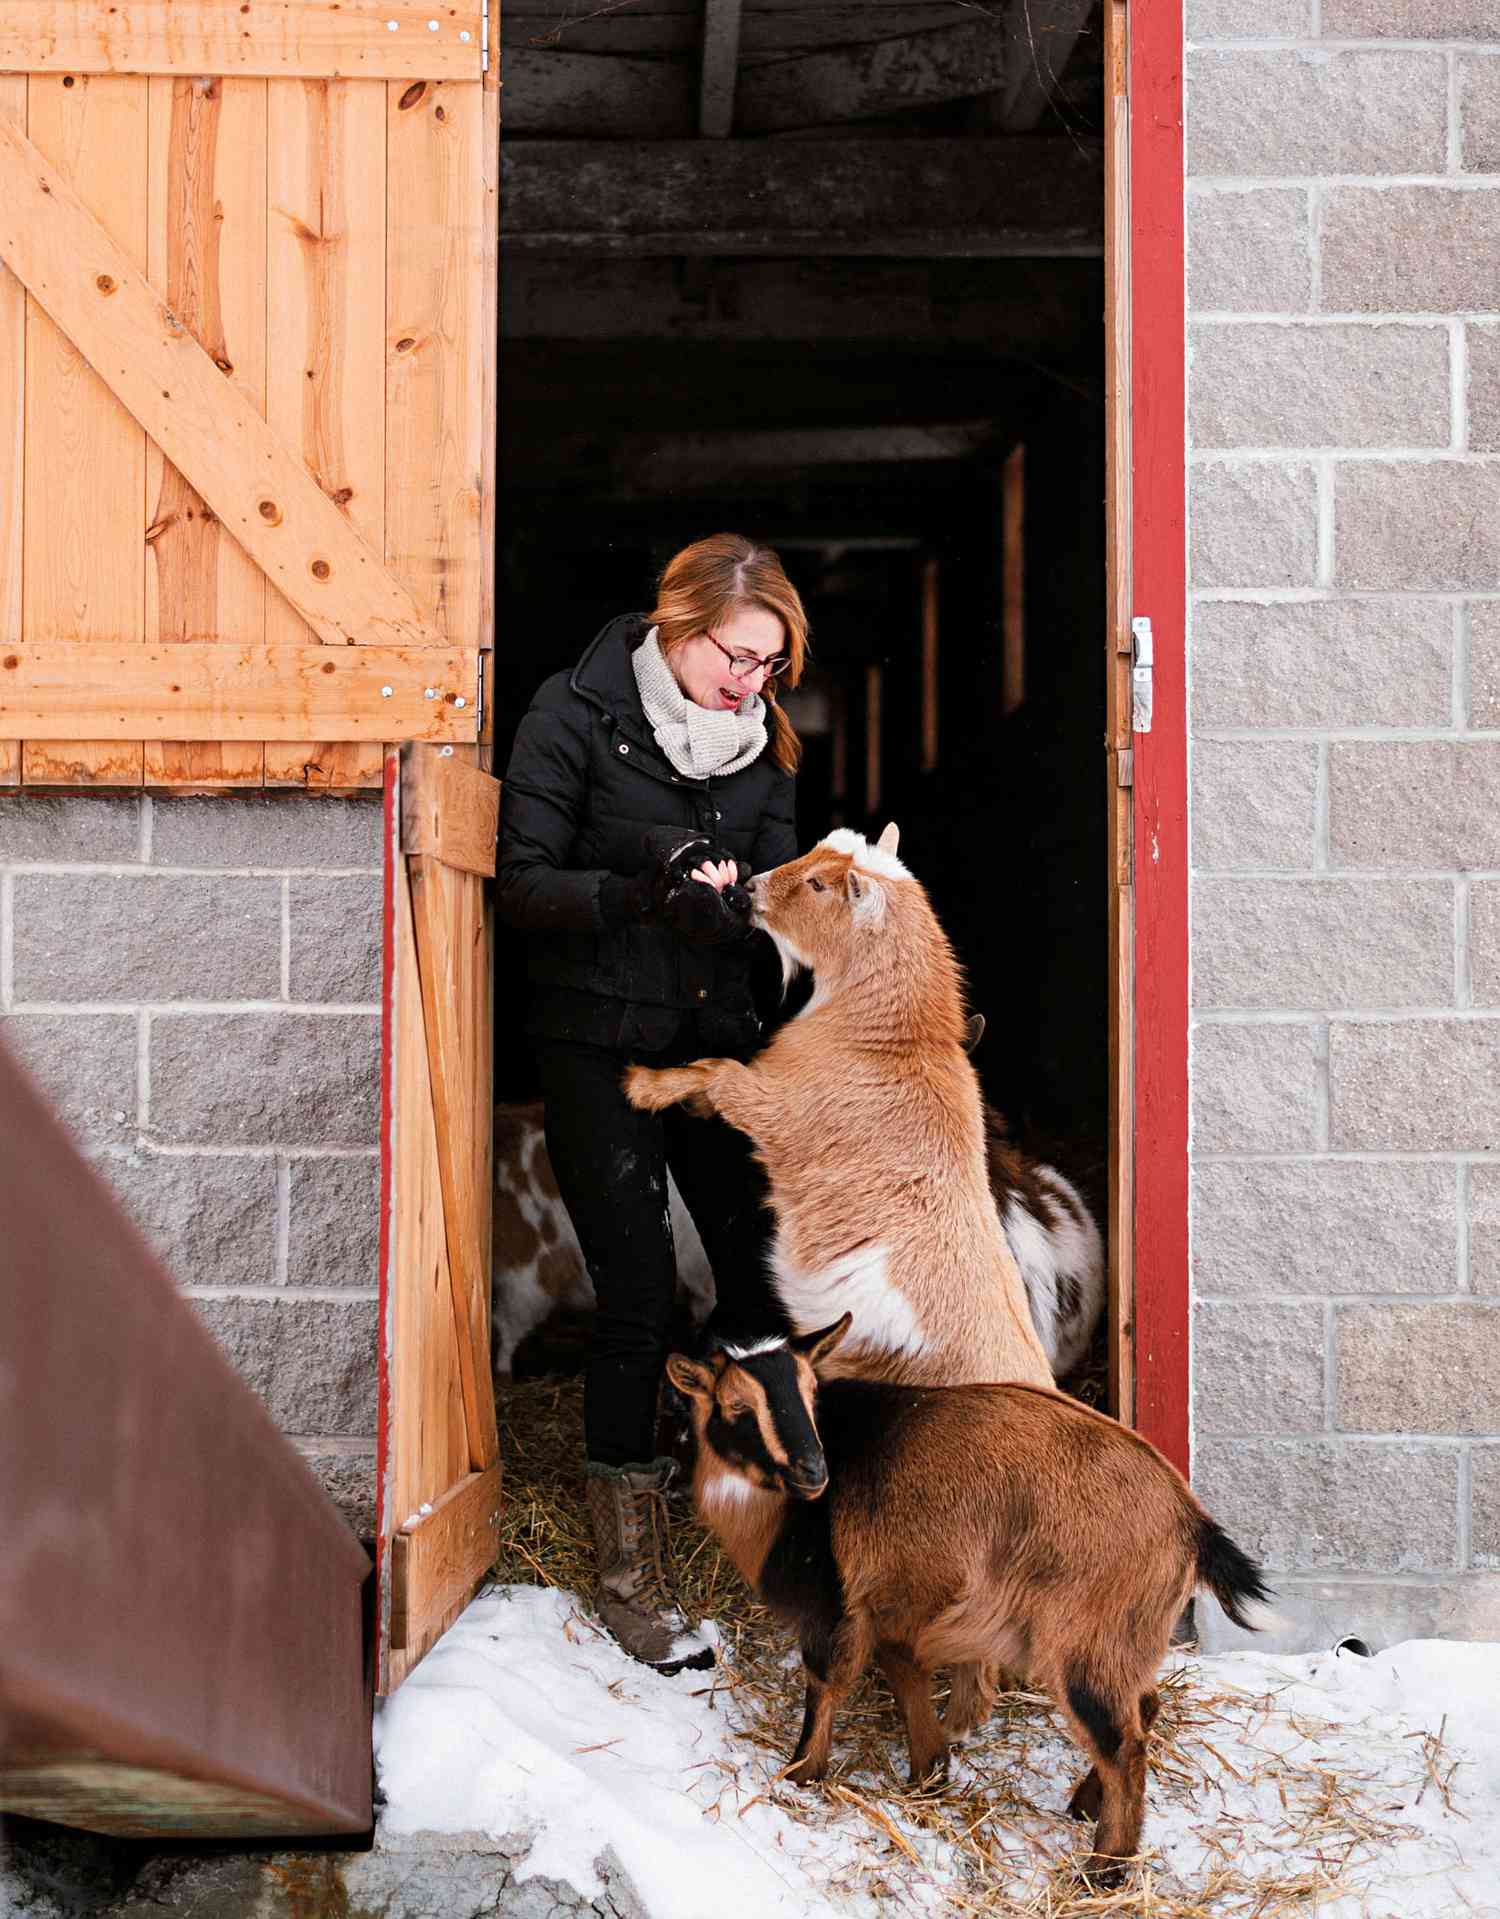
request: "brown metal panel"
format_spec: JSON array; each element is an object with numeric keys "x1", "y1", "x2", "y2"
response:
[{"x1": 0, "y1": 1037, "x2": 371, "y2": 1838}]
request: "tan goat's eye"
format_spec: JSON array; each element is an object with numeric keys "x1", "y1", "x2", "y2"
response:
[
  {"x1": 722, "y1": 1398, "x2": 748, "y2": 1419},
  {"x1": 807, "y1": 877, "x2": 826, "y2": 893}
]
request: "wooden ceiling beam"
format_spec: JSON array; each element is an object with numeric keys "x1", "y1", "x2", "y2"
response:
[{"x1": 502, "y1": 138, "x2": 1102, "y2": 257}]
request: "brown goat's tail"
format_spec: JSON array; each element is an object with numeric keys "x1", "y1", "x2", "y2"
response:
[{"x1": 1195, "y1": 1516, "x2": 1278, "y2": 1632}]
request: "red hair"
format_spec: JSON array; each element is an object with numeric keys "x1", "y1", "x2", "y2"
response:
[{"x1": 649, "y1": 534, "x2": 808, "y2": 774}]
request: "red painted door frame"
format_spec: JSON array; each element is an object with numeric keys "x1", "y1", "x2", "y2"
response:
[{"x1": 1128, "y1": 1, "x2": 1190, "y2": 1478}]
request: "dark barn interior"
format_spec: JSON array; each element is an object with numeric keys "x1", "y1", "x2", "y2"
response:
[{"x1": 495, "y1": 0, "x2": 1107, "y2": 1173}]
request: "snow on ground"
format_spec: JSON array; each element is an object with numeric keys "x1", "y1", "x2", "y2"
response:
[{"x1": 374, "y1": 1585, "x2": 1500, "y2": 1918}]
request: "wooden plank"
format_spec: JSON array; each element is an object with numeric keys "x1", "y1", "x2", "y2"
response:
[
  {"x1": 1104, "y1": 0, "x2": 1135, "y2": 1432},
  {"x1": 389, "y1": 1463, "x2": 501, "y2": 1650},
  {"x1": 0, "y1": 642, "x2": 480, "y2": 741},
  {"x1": 0, "y1": 77, "x2": 22, "y2": 790},
  {"x1": 379, "y1": 770, "x2": 471, "y2": 1694},
  {"x1": 264, "y1": 75, "x2": 388, "y2": 789},
  {"x1": 1129, "y1": 0, "x2": 1190, "y2": 1480},
  {"x1": 22, "y1": 74, "x2": 147, "y2": 788},
  {"x1": 409, "y1": 851, "x2": 498, "y2": 1471},
  {"x1": 0, "y1": 3, "x2": 484, "y2": 82},
  {"x1": 502, "y1": 138, "x2": 1103, "y2": 258},
  {"x1": 0, "y1": 1037, "x2": 370, "y2": 1839},
  {"x1": 477, "y1": 54, "x2": 497, "y2": 771},
  {"x1": 385, "y1": 78, "x2": 483, "y2": 647},
  {"x1": 144, "y1": 74, "x2": 267, "y2": 788},
  {"x1": 400, "y1": 743, "x2": 499, "y2": 876},
  {"x1": 0, "y1": 114, "x2": 445, "y2": 654},
  {"x1": 699, "y1": 0, "x2": 743, "y2": 137}
]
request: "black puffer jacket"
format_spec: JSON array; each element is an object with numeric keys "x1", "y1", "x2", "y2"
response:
[{"x1": 495, "y1": 614, "x2": 798, "y2": 1053}]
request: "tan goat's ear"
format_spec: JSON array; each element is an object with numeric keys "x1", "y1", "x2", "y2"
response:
[
  {"x1": 665, "y1": 1353, "x2": 717, "y2": 1400},
  {"x1": 793, "y1": 1312, "x2": 853, "y2": 1372},
  {"x1": 876, "y1": 821, "x2": 900, "y2": 854}
]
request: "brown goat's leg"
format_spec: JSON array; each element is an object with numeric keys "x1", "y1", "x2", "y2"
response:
[
  {"x1": 787, "y1": 1614, "x2": 872, "y2": 1784},
  {"x1": 876, "y1": 1646, "x2": 948, "y2": 1787},
  {"x1": 622, "y1": 1061, "x2": 720, "y2": 1114},
  {"x1": 943, "y1": 1661, "x2": 994, "y2": 1738},
  {"x1": 1068, "y1": 1689, "x2": 1158, "y2": 1824},
  {"x1": 1057, "y1": 1675, "x2": 1150, "y2": 1887}
]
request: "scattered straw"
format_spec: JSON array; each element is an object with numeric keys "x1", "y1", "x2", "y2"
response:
[{"x1": 491, "y1": 1349, "x2": 1446, "y2": 1916}]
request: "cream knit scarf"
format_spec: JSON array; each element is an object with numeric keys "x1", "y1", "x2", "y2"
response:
[{"x1": 631, "y1": 625, "x2": 769, "y2": 781}]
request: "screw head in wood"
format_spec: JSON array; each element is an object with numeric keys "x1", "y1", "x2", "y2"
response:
[
  {"x1": 424, "y1": 687, "x2": 438, "y2": 699},
  {"x1": 454, "y1": 696, "x2": 468, "y2": 708},
  {"x1": 381, "y1": 685, "x2": 394, "y2": 697}
]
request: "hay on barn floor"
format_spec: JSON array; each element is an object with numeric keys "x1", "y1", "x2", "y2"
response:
[{"x1": 490, "y1": 1360, "x2": 1422, "y2": 1917}]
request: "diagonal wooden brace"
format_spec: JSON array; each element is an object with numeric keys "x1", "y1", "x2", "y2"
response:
[{"x1": 0, "y1": 113, "x2": 446, "y2": 652}]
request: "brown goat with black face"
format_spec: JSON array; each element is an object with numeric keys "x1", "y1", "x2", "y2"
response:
[{"x1": 667, "y1": 1317, "x2": 1273, "y2": 1886}]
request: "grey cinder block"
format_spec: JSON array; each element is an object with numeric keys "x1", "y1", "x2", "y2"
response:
[
  {"x1": 1466, "y1": 1164, "x2": 1500, "y2": 1296},
  {"x1": 149, "y1": 1012, "x2": 380, "y2": 1147},
  {"x1": 287, "y1": 1156, "x2": 382, "y2": 1289},
  {"x1": 1196, "y1": 1573, "x2": 1500, "y2": 1654},
  {"x1": 1192, "y1": 1020, "x2": 1321, "y2": 1152},
  {"x1": 1330, "y1": 1018, "x2": 1500, "y2": 1151},
  {"x1": 1192, "y1": 1436, "x2": 1461, "y2": 1573},
  {"x1": 1331, "y1": 742, "x2": 1500, "y2": 869},
  {"x1": 1191, "y1": 739, "x2": 1319, "y2": 872},
  {"x1": 0, "y1": 795, "x2": 140, "y2": 864},
  {"x1": 1459, "y1": 55, "x2": 1500, "y2": 174},
  {"x1": 1188, "y1": 188, "x2": 1313, "y2": 313},
  {"x1": 1190, "y1": 323, "x2": 1450, "y2": 450},
  {"x1": 1467, "y1": 602, "x2": 1500, "y2": 726},
  {"x1": 1337, "y1": 1302, "x2": 1500, "y2": 1435},
  {"x1": 1192, "y1": 877, "x2": 1454, "y2": 1010},
  {"x1": 1471, "y1": 1451, "x2": 1500, "y2": 1569},
  {"x1": 1190, "y1": 461, "x2": 1320, "y2": 588},
  {"x1": 2, "y1": 1012, "x2": 137, "y2": 1146},
  {"x1": 1337, "y1": 463, "x2": 1500, "y2": 592},
  {"x1": 1192, "y1": 598, "x2": 1452, "y2": 730},
  {"x1": 1322, "y1": 189, "x2": 1500, "y2": 316},
  {"x1": 1193, "y1": 1159, "x2": 1458, "y2": 1297},
  {"x1": 1321, "y1": 0, "x2": 1500, "y2": 39},
  {"x1": 97, "y1": 1150, "x2": 279, "y2": 1289},
  {"x1": 150, "y1": 793, "x2": 382, "y2": 872},
  {"x1": 1187, "y1": 0, "x2": 1315, "y2": 39},
  {"x1": 1193, "y1": 1298, "x2": 1328, "y2": 1434},
  {"x1": 288, "y1": 874, "x2": 383, "y2": 1005},
  {"x1": 11, "y1": 873, "x2": 281, "y2": 1004},
  {"x1": 1467, "y1": 327, "x2": 1500, "y2": 456},
  {"x1": 1186, "y1": 50, "x2": 1447, "y2": 179},
  {"x1": 191, "y1": 1294, "x2": 378, "y2": 1436}
]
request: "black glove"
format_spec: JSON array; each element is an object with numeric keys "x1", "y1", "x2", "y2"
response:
[{"x1": 600, "y1": 831, "x2": 751, "y2": 946}]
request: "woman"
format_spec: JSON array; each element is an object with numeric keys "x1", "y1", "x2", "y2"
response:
[{"x1": 495, "y1": 533, "x2": 807, "y2": 1670}]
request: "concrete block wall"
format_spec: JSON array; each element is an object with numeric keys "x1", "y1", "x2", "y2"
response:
[
  {"x1": 1186, "y1": 0, "x2": 1500, "y2": 1646},
  {"x1": 0, "y1": 794, "x2": 383, "y2": 1535}
]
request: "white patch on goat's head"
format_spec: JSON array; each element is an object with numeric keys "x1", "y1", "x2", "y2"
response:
[
  {"x1": 721, "y1": 1336, "x2": 788, "y2": 1360},
  {"x1": 818, "y1": 826, "x2": 911, "y2": 883}
]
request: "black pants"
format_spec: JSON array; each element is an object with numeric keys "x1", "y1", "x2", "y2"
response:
[{"x1": 534, "y1": 1033, "x2": 791, "y2": 1467}]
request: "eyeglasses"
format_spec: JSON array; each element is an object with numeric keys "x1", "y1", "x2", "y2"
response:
[{"x1": 705, "y1": 632, "x2": 790, "y2": 682}]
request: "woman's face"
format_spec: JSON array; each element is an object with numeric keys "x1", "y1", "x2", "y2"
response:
[{"x1": 669, "y1": 605, "x2": 786, "y2": 714}]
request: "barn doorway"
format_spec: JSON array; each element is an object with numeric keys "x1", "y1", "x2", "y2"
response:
[{"x1": 492, "y1": 2, "x2": 1122, "y2": 1403}]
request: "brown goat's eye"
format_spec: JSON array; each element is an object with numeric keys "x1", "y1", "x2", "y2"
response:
[
  {"x1": 721, "y1": 1399, "x2": 747, "y2": 1420},
  {"x1": 807, "y1": 877, "x2": 826, "y2": 893}
]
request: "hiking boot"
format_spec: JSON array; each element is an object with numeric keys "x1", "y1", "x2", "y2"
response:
[{"x1": 584, "y1": 1458, "x2": 714, "y2": 1674}]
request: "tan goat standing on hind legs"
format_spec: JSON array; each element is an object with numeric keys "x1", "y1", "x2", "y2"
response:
[{"x1": 624, "y1": 822, "x2": 1053, "y2": 1394}]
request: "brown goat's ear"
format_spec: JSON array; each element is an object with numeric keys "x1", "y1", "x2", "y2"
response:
[
  {"x1": 665, "y1": 1353, "x2": 718, "y2": 1400},
  {"x1": 792, "y1": 1312, "x2": 853, "y2": 1371}
]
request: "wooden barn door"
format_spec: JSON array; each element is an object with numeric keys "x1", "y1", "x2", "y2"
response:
[
  {"x1": 376, "y1": 743, "x2": 502, "y2": 1694},
  {"x1": 0, "y1": 0, "x2": 496, "y2": 788}
]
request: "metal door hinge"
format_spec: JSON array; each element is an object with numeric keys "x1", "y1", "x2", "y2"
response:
[
  {"x1": 1131, "y1": 616, "x2": 1153, "y2": 734},
  {"x1": 1116, "y1": 748, "x2": 1134, "y2": 788},
  {"x1": 482, "y1": 0, "x2": 490, "y2": 70},
  {"x1": 475, "y1": 655, "x2": 486, "y2": 739}
]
